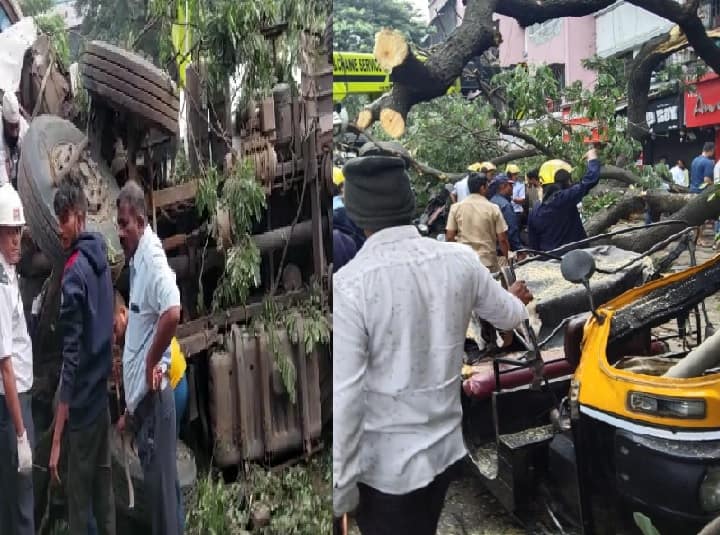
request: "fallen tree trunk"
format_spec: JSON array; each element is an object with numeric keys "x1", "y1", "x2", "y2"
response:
[
  {"x1": 585, "y1": 192, "x2": 693, "y2": 237},
  {"x1": 599, "y1": 165, "x2": 688, "y2": 193},
  {"x1": 607, "y1": 186, "x2": 720, "y2": 252}
]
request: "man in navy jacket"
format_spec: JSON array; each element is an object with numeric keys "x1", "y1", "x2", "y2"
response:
[
  {"x1": 528, "y1": 149, "x2": 601, "y2": 252},
  {"x1": 489, "y1": 175, "x2": 523, "y2": 253},
  {"x1": 48, "y1": 180, "x2": 116, "y2": 534}
]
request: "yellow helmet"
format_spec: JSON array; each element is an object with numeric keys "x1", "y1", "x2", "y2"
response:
[
  {"x1": 505, "y1": 163, "x2": 521, "y2": 175},
  {"x1": 539, "y1": 159, "x2": 573, "y2": 185},
  {"x1": 468, "y1": 161, "x2": 496, "y2": 172},
  {"x1": 333, "y1": 166, "x2": 345, "y2": 186}
]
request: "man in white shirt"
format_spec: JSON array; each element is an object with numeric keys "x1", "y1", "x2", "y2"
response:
[
  {"x1": 0, "y1": 184, "x2": 34, "y2": 535},
  {"x1": 672, "y1": 159, "x2": 689, "y2": 187},
  {"x1": 0, "y1": 92, "x2": 29, "y2": 189},
  {"x1": 115, "y1": 180, "x2": 181, "y2": 535},
  {"x1": 333, "y1": 156, "x2": 532, "y2": 535},
  {"x1": 452, "y1": 161, "x2": 497, "y2": 203}
]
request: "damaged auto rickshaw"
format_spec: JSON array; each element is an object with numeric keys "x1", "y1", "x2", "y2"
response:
[{"x1": 461, "y1": 226, "x2": 720, "y2": 534}]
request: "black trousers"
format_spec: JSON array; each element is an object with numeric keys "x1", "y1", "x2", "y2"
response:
[
  {"x1": 355, "y1": 459, "x2": 463, "y2": 535},
  {"x1": 67, "y1": 406, "x2": 116, "y2": 535}
]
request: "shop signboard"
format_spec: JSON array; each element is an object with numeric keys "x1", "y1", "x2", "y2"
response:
[
  {"x1": 645, "y1": 93, "x2": 682, "y2": 134},
  {"x1": 684, "y1": 73, "x2": 720, "y2": 128},
  {"x1": 561, "y1": 106, "x2": 604, "y2": 143}
]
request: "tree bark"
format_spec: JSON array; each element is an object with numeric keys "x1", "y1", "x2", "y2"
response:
[
  {"x1": 358, "y1": 139, "x2": 465, "y2": 181},
  {"x1": 491, "y1": 148, "x2": 540, "y2": 165},
  {"x1": 629, "y1": 0, "x2": 720, "y2": 75},
  {"x1": 609, "y1": 186, "x2": 720, "y2": 252},
  {"x1": 494, "y1": 0, "x2": 614, "y2": 28},
  {"x1": 584, "y1": 192, "x2": 694, "y2": 237},
  {"x1": 599, "y1": 165, "x2": 688, "y2": 193},
  {"x1": 626, "y1": 31, "x2": 678, "y2": 142}
]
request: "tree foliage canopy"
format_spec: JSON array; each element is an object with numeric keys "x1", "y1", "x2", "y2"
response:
[
  {"x1": 333, "y1": 0, "x2": 431, "y2": 52},
  {"x1": 20, "y1": 0, "x2": 52, "y2": 17},
  {"x1": 75, "y1": 0, "x2": 329, "y2": 95}
]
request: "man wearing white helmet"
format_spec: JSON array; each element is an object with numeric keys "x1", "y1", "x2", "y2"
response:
[
  {"x1": 0, "y1": 183, "x2": 34, "y2": 535},
  {"x1": 0, "y1": 92, "x2": 29, "y2": 188}
]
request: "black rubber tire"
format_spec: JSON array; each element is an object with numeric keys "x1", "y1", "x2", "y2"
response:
[
  {"x1": 81, "y1": 64, "x2": 179, "y2": 121},
  {"x1": 18, "y1": 116, "x2": 85, "y2": 264},
  {"x1": 82, "y1": 54, "x2": 179, "y2": 112},
  {"x1": 17, "y1": 115, "x2": 121, "y2": 266},
  {"x1": 82, "y1": 76, "x2": 179, "y2": 136},
  {"x1": 80, "y1": 41, "x2": 179, "y2": 136},
  {"x1": 84, "y1": 41, "x2": 177, "y2": 96}
]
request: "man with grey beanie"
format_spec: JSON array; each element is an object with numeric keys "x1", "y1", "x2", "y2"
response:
[{"x1": 333, "y1": 156, "x2": 533, "y2": 535}]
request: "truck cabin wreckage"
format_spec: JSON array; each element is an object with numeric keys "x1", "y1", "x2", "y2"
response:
[{"x1": 6, "y1": 33, "x2": 331, "y2": 529}]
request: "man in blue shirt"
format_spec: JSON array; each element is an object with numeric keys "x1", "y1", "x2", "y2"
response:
[
  {"x1": 490, "y1": 176, "x2": 523, "y2": 253},
  {"x1": 690, "y1": 142, "x2": 715, "y2": 193},
  {"x1": 528, "y1": 149, "x2": 601, "y2": 252}
]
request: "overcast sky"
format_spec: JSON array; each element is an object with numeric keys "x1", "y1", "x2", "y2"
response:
[{"x1": 410, "y1": 0, "x2": 430, "y2": 23}]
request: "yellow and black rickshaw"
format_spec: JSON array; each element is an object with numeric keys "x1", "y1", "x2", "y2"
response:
[{"x1": 461, "y1": 226, "x2": 720, "y2": 534}]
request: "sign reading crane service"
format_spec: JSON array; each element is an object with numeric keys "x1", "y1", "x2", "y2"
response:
[{"x1": 685, "y1": 73, "x2": 720, "y2": 128}]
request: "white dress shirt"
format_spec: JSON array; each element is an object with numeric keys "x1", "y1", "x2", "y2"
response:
[
  {"x1": 672, "y1": 165, "x2": 689, "y2": 187},
  {"x1": 333, "y1": 225, "x2": 528, "y2": 515},
  {"x1": 0, "y1": 254, "x2": 33, "y2": 394},
  {"x1": 453, "y1": 176, "x2": 469, "y2": 202},
  {"x1": 512, "y1": 181, "x2": 526, "y2": 213},
  {"x1": 123, "y1": 226, "x2": 180, "y2": 413}
]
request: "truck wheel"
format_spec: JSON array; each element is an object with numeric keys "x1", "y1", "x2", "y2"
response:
[
  {"x1": 80, "y1": 41, "x2": 179, "y2": 136},
  {"x1": 17, "y1": 115, "x2": 122, "y2": 267}
]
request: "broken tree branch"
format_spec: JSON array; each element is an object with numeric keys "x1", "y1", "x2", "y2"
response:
[
  {"x1": 610, "y1": 185, "x2": 720, "y2": 252},
  {"x1": 584, "y1": 192, "x2": 694, "y2": 237},
  {"x1": 628, "y1": 0, "x2": 720, "y2": 75},
  {"x1": 491, "y1": 148, "x2": 540, "y2": 165},
  {"x1": 494, "y1": 0, "x2": 615, "y2": 28},
  {"x1": 599, "y1": 164, "x2": 689, "y2": 193}
]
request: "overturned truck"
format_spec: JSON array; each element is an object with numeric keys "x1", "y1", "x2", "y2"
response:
[{"x1": 15, "y1": 37, "x2": 332, "y2": 530}]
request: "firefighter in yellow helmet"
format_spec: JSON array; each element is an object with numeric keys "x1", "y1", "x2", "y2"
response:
[
  {"x1": 527, "y1": 149, "x2": 601, "y2": 251},
  {"x1": 453, "y1": 162, "x2": 496, "y2": 203}
]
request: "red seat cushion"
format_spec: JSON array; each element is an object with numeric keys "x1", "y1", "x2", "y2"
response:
[{"x1": 463, "y1": 348, "x2": 574, "y2": 400}]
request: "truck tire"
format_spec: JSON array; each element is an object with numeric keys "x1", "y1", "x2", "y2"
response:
[
  {"x1": 80, "y1": 41, "x2": 179, "y2": 136},
  {"x1": 17, "y1": 115, "x2": 122, "y2": 267}
]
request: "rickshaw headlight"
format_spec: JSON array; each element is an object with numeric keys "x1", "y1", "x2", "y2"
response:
[{"x1": 627, "y1": 392, "x2": 705, "y2": 419}]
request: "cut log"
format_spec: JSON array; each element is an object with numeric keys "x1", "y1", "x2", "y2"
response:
[
  {"x1": 356, "y1": 107, "x2": 378, "y2": 131},
  {"x1": 380, "y1": 108, "x2": 406, "y2": 138},
  {"x1": 374, "y1": 29, "x2": 409, "y2": 71}
]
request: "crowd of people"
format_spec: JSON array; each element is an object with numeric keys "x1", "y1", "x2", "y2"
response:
[
  {"x1": 332, "y1": 149, "x2": 602, "y2": 535},
  {"x1": 445, "y1": 149, "x2": 601, "y2": 269},
  {"x1": 0, "y1": 88, "x2": 188, "y2": 535}
]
